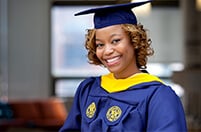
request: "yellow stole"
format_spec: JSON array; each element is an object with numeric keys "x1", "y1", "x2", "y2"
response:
[{"x1": 101, "y1": 73, "x2": 163, "y2": 93}]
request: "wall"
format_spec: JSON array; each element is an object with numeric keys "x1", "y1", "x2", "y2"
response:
[
  {"x1": 0, "y1": 0, "x2": 187, "y2": 100},
  {"x1": 173, "y1": 0, "x2": 201, "y2": 130},
  {"x1": 6, "y1": 0, "x2": 51, "y2": 99},
  {"x1": 138, "y1": 7, "x2": 184, "y2": 63}
]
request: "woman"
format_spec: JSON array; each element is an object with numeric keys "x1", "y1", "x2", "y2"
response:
[{"x1": 60, "y1": 0, "x2": 187, "y2": 131}]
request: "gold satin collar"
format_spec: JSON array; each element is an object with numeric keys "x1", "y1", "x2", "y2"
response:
[{"x1": 101, "y1": 73, "x2": 163, "y2": 93}]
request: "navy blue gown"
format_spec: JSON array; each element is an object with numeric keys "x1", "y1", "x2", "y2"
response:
[{"x1": 60, "y1": 73, "x2": 187, "y2": 132}]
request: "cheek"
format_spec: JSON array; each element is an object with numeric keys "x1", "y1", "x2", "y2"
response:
[
  {"x1": 121, "y1": 42, "x2": 134, "y2": 54},
  {"x1": 95, "y1": 50, "x2": 102, "y2": 60},
  {"x1": 125, "y1": 45, "x2": 135, "y2": 59}
]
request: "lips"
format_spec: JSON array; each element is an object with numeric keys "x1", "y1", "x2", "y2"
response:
[{"x1": 105, "y1": 56, "x2": 121, "y2": 66}]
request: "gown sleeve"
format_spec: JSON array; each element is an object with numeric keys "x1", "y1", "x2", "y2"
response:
[
  {"x1": 147, "y1": 85, "x2": 187, "y2": 132},
  {"x1": 59, "y1": 77, "x2": 94, "y2": 132},
  {"x1": 59, "y1": 87, "x2": 82, "y2": 132}
]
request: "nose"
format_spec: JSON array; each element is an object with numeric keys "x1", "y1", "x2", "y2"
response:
[{"x1": 104, "y1": 44, "x2": 114, "y2": 55}]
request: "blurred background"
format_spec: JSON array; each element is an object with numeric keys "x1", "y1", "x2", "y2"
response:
[{"x1": 0, "y1": 0, "x2": 201, "y2": 131}]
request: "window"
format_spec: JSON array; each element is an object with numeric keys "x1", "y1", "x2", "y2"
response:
[
  {"x1": 51, "y1": 5, "x2": 184, "y2": 98},
  {"x1": 51, "y1": 6, "x2": 108, "y2": 97}
]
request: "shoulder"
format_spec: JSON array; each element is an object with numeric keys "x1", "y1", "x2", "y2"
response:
[
  {"x1": 79, "y1": 76, "x2": 100, "y2": 87},
  {"x1": 147, "y1": 83, "x2": 187, "y2": 131},
  {"x1": 143, "y1": 81, "x2": 179, "y2": 100},
  {"x1": 148, "y1": 83, "x2": 183, "y2": 112},
  {"x1": 76, "y1": 76, "x2": 100, "y2": 94},
  {"x1": 153, "y1": 83, "x2": 179, "y2": 99}
]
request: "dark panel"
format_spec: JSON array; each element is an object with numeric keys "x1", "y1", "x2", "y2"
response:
[{"x1": 52, "y1": 0, "x2": 179, "y2": 7}]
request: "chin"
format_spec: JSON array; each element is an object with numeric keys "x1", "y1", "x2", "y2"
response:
[{"x1": 107, "y1": 68, "x2": 120, "y2": 74}]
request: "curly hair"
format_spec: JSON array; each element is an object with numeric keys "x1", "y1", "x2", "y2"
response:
[{"x1": 85, "y1": 23, "x2": 154, "y2": 69}]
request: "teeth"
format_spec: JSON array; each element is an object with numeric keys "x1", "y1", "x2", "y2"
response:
[{"x1": 106, "y1": 57, "x2": 120, "y2": 63}]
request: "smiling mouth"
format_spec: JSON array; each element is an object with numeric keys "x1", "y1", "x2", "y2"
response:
[{"x1": 105, "y1": 56, "x2": 121, "y2": 65}]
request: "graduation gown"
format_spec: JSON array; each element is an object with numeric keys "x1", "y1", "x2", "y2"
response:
[{"x1": 59, "y1": 73, "x2": 187, "y2": 132}]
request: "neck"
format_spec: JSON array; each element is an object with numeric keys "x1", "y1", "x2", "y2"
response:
[{"x1": 113, "y1": 69, "x2": 142, "y2": 79}]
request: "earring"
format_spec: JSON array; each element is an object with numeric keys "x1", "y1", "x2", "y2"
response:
[{"x1": 134, "y1": 45, "x2": 138, "y2": 49}]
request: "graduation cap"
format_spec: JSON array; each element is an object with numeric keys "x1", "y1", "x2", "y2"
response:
[{"x1": 75, "y1": 0, "x2": 152, "y2": 29}]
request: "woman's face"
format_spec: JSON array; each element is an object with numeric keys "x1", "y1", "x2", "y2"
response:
[{"x1": 95, "y1": 25, "x2": 139, "y2": 79}]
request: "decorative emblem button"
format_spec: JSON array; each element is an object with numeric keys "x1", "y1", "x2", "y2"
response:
[
  {"x1": 86, "y1": 102, "x2": 96, "y2": 118},
  {"x1": 106, "y1": 106, "x2": 122, "y2": 122}
]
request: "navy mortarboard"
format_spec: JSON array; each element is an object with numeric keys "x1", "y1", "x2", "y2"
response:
[{"x1": 74, "y1": 0, "x2": 152, "y2": 29}]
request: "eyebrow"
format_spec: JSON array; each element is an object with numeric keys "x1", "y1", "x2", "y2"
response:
[
  {"x1": 111, "y1": 33, "x2": 122, "y2": 37},
  {"x1": 95, "y1": 33, "x2": 122, "y2": 41}
]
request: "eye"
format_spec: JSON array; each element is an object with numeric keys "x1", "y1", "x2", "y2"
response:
[
  {"x1": 96, "y1": 43, "x2": 104, "y2": 49},
  {"x1": 112, "y1": 39, "x2": 121, "y2": 44}
]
